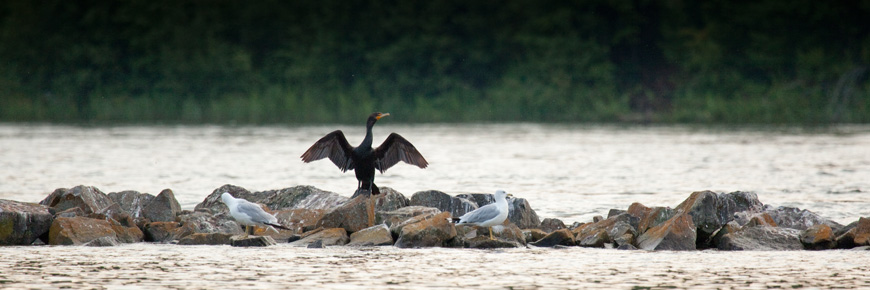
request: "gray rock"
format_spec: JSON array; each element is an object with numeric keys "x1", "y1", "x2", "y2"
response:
[
  {"x1": 194, "y1": 184, "x2": 257, "y2": 213},
  {"x1": 0, "y1": 199, "x2": 53, "y2": 245},
  {"x1": 455, "y1": 193, "x2": 494, "y2": 208},
  {"x1": 507, "y1": 197, "x2": 541, "y2": 229},
  {"x1": 259, "y1": 185, "x2": 348, "y2": 210},
  {"x1": 177, "y1": 233, "x2": 234, "y2": 245},
  {"x1": 835, "y1": 217, "x2": 870, "y2": 249},
  {"x1": 449, "y1": 224, "x2": 525, "y2": 248},
  {"x1": 289, "y1": 228, "x2": 349, "y2": 247},
  {"x1": 84, "y1": 236, "x2": 122, "y2": 247},
  {"x1": 617, "y1": 244, "x2": 638, "y2": 250},
  {"x1": 762, "y1": 205, "x2": 843, "y2": 231},
  {"x1": 231, "y1": 235, "x2": 277, "y2": 247},
  {"x1": 539, "y1": 218, "x2": 566, "y2": 233},
  {"x1": 410, "y1": 190, "x2": 478, "y2": 218},
  {"x1": 523, "y1": 228, "x2": 548, "y2": 243},
  {"x1": 107, "y1": 190, "x2": 155, "y2": 218},
  {"x1": 607, "y1": 209, "x2": 626, "y2": 218},
  {"x1": 40, "y1": 185, "x2": 115, "y2": 215},
  {"x1": 142, "y1": 189, "x2": 182, "y2": 222},
  {"x1": 175, "y1": 211, "x2": 243, "y2": 238},
  {"x1": 574, "y1": 213, "x2": 637, "y2": 248},
  {"x1": 48, "y1": 216, "x2": 119, "y2": 245},
  {"x1": 316, "y1": 188, "x2": 408, "y2": 234},
  {"x1": 348, "y1": 224, "x2": 394, "y2": 246},
  {"x1": 717, "y1": 226, "x2": 803, "y2": 251},
  {"x1": 307, "y1": 240, "x2": 324, "y2": 248},
  {"x1": 627, "y1": 202, "x2": 674, "y2": 234},
  {"x1": 395, "y1": 212, "x2": 456, "y2": 248},
  {"x1": 143, "y1": 222, "x2": 181, "y2": 242},
  {"x1": 673, "y1": 190, "x2": 764, "y2": 248},
  {"x1": 379, "y1": 206, "x2": 441, "y2": 228}
]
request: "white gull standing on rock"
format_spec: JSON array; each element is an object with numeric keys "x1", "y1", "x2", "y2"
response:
[
  {"x1": 221, "y1": 192, "x2": 289, "y2": 236},
  {"x1": 453, "y1": 190, "x2": 512, "y2": 240}
]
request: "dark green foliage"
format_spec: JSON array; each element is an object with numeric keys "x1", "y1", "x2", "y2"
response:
[{"x1": 0, "y1": 0, "x2": 867, "y2": 124}]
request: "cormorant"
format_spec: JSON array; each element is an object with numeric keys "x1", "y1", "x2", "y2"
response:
[{"x1": 300, "y1": 112, "x2": 428, "y2": 195}]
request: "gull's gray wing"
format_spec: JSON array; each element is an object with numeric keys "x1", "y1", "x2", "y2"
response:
[
  {"x1": 236, "y1": 201, "x2": 278, "y2": 224},
  {"x1": 458, "y1": 204, "x2": 501, "y2": 225}
]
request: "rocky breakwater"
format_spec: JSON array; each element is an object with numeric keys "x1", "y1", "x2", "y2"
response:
[{"x1": 2, "y1": 185, "x2": 868, "y2": 251}]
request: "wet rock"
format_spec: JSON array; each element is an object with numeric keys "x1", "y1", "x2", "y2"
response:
[
  {"x1": 231, "y1": 235, "x2": 277, "y2": 247},
  {"x1": 523, "y1": 228, "x2": 548, "y2": 243},
  {"x1": 40, "y1": 185, "x2": 115, "y2": 215},
  {"x1": 717, "y1": 226, "x2": 803, "y2": 251},
  {"x1": 348, "y1": 224, "x2": 394, "y2": 246},
  {"x1": 273, "y1": 208, "x2": 327, "y2": 234},
  {"x1": 617, "y1": 244, "x2": 638, "y2": 250},
  {"x1": 835, "y1": 217, "x2": 870, "y2": 249},
  {"x1": 141, "y1": 189, "x2": 182, "y2": 223},
  {"x1": 177, "y1": 233, "x2": 234, "y2": 245},
  {"x1": 84, "y1": 236, "x2": 122, "y2": 247},
  {"x1": 449, "y1": 224, "x2": 525, "y2": 248},
  {"x1": 761, "y1": 205, "x2": 842, "y2": 231},
  {"x1": 673, "y1": 190, "x2": 764, "y2": 248},
  {"x1": 307, "y1": 240, "x2": 324, "y2": 248},
  {"x1": 289, "y1": 228, "x2": 349, "y2": 247},
  {"x1": 800, "y1": 224, "x2": 836, "y2": 250},
  {"x1": 107, "y1": 190, "x2": 155, "y2": 219},
  {"x1": 507, "y1": 197, "x2": 541, "y2": 229},
  {"x1": 48, "y1": 216, "x2": 118, "y2": 245},
  {"x1": 144, "y1": 222, "x2": 181, "y2": 242},
  {"x1": 316, "y1": 189, "x2": 408, "y2": 234},
  {"x1": 0, "y1": 199, "x2": 53, "y2": 245},
  {"x1": 409, "y1": 190, "x2": 478, "y2": 218},
  {"x1": 627, "y1": 202, "x2": 674, "y2": 234},
  {"x1": 539, "y1": 218, "x2": 566, "y2": 233},
  {"x1": 395, "y1": 212, "x2": 457, "y2": 248},
  {"x1": 531, "y1": 229, "x2": 575, "y2": 247},
  {"x1": 379, "y1": 206, "x2": 441, "y2": 228},
  {"x1": 636, "y1": 213, "x2": 697, "y2": 251},
  {"x1": 175, "y1": 211, "x2": 243, "y2": 238},
  {"x1": 259, "y1": 185, "x2": 348, "y2": 210}
]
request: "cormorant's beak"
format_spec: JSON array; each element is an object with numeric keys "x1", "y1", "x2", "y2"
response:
[{"x1": 376, "y1": 113, "x2": 390, "y2": 120}]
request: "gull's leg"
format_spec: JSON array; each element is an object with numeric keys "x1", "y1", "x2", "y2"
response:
[{"x1": 489, "y1": 227, "x2": 494, "y2": 240}]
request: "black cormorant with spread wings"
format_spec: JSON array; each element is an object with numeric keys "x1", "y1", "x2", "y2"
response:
[{"x1": 300, "y1": 112, "x2": 428, "y2": 195}]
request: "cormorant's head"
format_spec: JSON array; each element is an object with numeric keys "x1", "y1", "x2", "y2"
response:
[{"x1": 367, "y1": 112, "x2": 390, "y2": 127}]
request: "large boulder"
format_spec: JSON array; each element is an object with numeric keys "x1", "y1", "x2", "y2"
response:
[
  {"x1": 107, "y1": 190, "x2": 155, "y2": 219},
  {"x1": 449, "y1": 224, "x2": 525, "y2": 248},
  {"x1": 289, "y1": 228, "x2": 349, "y2": 247},
  {"x1": 409, "y1": 190, "x2": 478, "y2": 218},
  {"x1": 379, "y1": 206, "x2": 441, "y2": 228},
  {"x1": 573, "y1": 213, "x2": 637, "y2": 248},
  {"x1": 144, "y1": 221, "x2": 181, "y2": 242},
  {"x1": 175, "y1": 211, "x2": 243, "y2": 237},
  {"x1": 141, "y1": 189, "x2": 182, "y2": 222},
  {"x1": 674, "y1": 190, "x2": 763, "y2": 248},
  {"x1": 627, "y1": 202, "x2": 674, "y2": 234},
  {"x1": 761, "y1": 206, "x2": 842, "y2": 231},
  {"x1": 530, "y1": 229, "x2": 575, "y2": 247},
  {"x1": 315, "y1": 189, "x2": 408, "y2": 234},
  {"x1": 0, "y1": 199, "x2": 53, "y2": 245},
  {"x1": 800, "y1": 224, "x2": 836, "y2": 250},
  {"x1": 395, "y1": 212, "x2": 457, "y2": 248},
  {"x1": 260, "y1": 185, "x2": 348, "y2": 210},
  {"x1": 636, "y1": 213, "x2": 697, "y2": 251},
  {"x1": 40, "y1": 186, "x2": 115, "y2": 215},
  {"x1": 194, "y1": 184, "x2": 258, "y2": 213},
  {"x1": 835, "y1": 217, "x2": 870, "y2": 249},
  {"x1": 717, "y1": 226, "x2": 803, "y2": 251},
  {"x1": 508, "y1": 197, "x2": 541, "y2": 229},
  {"x1": 539, "y1": 218, "x2": 566, "y2": 233},
  {"x1": 48, "y1": 216, "x2": 140, "y2": 245},
  {"x1": 273, "y1": 208, "x2": 328, "y2": 233},
  {"x1": 348, "y1": 224, "x2": 394, "y2": 246},
  {"x1": 389, "y1": 211, "x2": 441, "y2": 238}
]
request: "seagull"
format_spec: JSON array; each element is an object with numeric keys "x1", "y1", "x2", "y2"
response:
[
  {"x1": 453, "y1": 190, "x2": 513, "y2": 240},
  {"x1": 221, "y1": 192, "x2": 290, "y2": 236}
]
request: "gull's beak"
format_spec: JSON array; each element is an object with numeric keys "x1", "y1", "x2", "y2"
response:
[
  {"x1": 376, "y1": 112, "x2": 390, "y2": 120},
  {"x1": 506, "y1": 193, "x2": 514, "y2": 199}
]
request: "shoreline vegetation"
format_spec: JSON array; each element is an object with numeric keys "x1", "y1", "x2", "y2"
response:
[{"x1": 1, "y1": 1, "x2": 868, "y2": 125}]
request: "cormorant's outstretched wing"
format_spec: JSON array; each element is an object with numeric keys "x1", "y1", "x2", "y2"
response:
[
  {"x1": 373, "y1": 133, "x2": 428, "y2": 173},
  {"x1": 300, "y1": 130, "x2": 354, "y2": 172}
]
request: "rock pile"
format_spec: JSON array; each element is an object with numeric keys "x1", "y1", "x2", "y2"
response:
[{"x1": 2, "y1": 185, "x2": 868, "y2": 251}]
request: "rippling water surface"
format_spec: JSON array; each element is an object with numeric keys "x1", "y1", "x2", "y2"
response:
[{"x1": 1, "y1": 123, "x2": 869, "y2": 289}]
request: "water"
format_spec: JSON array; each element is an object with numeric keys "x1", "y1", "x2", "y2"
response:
[{"x1": 1, "y1": 123, "x2": 869, "y2": 289}]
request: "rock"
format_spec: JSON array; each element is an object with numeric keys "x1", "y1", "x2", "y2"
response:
[
  {"x1": 141, "y1": 189, "x2": 182, "y2": 222},
  {"x1": 531, "y1": 229, "x2": 575, "y2": 247},
  {"x1": 175, "y1": 211, "x2": 243, "y2": 239},
  {"x1": 507, "y1": 197, "x2": 541, "y2": 229},
  {"x1": 273, "y1": 208, "x2": 327, "y2": 233},
  {"x1": 636, "y1": 213, "x2": 697, "y2": 251},
  {"x1": 108, "y1": 219, "x2": 145, "y2": 243},
  {"x1": 315, "y1": 189, "x2": 408, "y2": 234},
  {"x1": 107, "y1": 190, "x2": 155, "y2": 218},
  {"x1": 710, "y1": 221, "x2": 742, "y2": 248},
  {"x1": 144, "y1": 222, "x2": 181, "y2": 242},
  {"x1": 717, "y1": 226, "x2": 803, "y2": 250},
  {"x1": 389, "y1": 211, "x2": 441, "y2": 238},
  {"x1": 259, "y1": 185, "x2": 348, "y2": 210},
  {"x1": 627, "y1": 202, "x2": 674, "y2": 234},
  {"x1": 0, "y1": 199, "x2": 53, "y2": 245},
  {"x1": 55, "y1": 207, "x2": 85, "y2": 218},
  {"x1": 395, "y1": 212, "x2": 457, "y2": 248},
  {"x1": 307, "y1": 240, "x2": 324, "y2": 248},
  {"x1": 194, "y1": 184, "x2": 258, "y2": 213},
  {"x1": 177, "y1": 233, "x2": 234, "y2": 245},
  {"x1": 539, "y1": 218, "x2": 566, "y2": 233},
  {"x1": 348, "y1": 224, "x2": 394, "y2": 246},
  {"x1": 409, "y1": 190, "x2": 478, "y2": 218},
  {"x1": 449, "y1": 224, "x2": 525, "y2": 248},
  {"x1": 455, "y1": 193, "x2": 494, "y2": 208},
  {"x1": 592, "y1": 215, "x2": 604, "y2": 223},
  {"x1": 745, "y1": 213, "x2": 777, "y2": 227},
  {"x1": 379, "y1": 206, "x2": 441, "y2": 228},
  {"x1": 617, "y1": 244, "x2": 638, "y2": 250},
  {"x1": 673, "y1": 190, "x2": 764, "y2": 248},
  {"x1": 231, "y1": 235, "x2": 277, "y2": 247},
  {"x1": 40, "y1": 185, "x2": 115, "y2": 215},
  {"x1": 835, "y1": 217, "x2": 870, "y2": 249},
  {"x1": 84, "y1": 236, "x2": 123, "y2": 247},
  {"x1": 289, "y1": 228, "x2": 349, "y2": 247},
  {"x1": 48, "y1": 216, "x2": 118, "y2": 245},
  {"x1": 607, "y1": 209, "x2": 626, "y2": 218},
  {"x1": 573, "y1": 213, "x2": 637, "y2": 248},
  {"x1": 523, "y1": 228, "x2": 548, "y2": 243},
  {"x1": 800, "y1": 224, "x2": 836, "y2": 250},
  {"x1": 761, "y1": 205, "x2": 843, "y2": 231}
]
